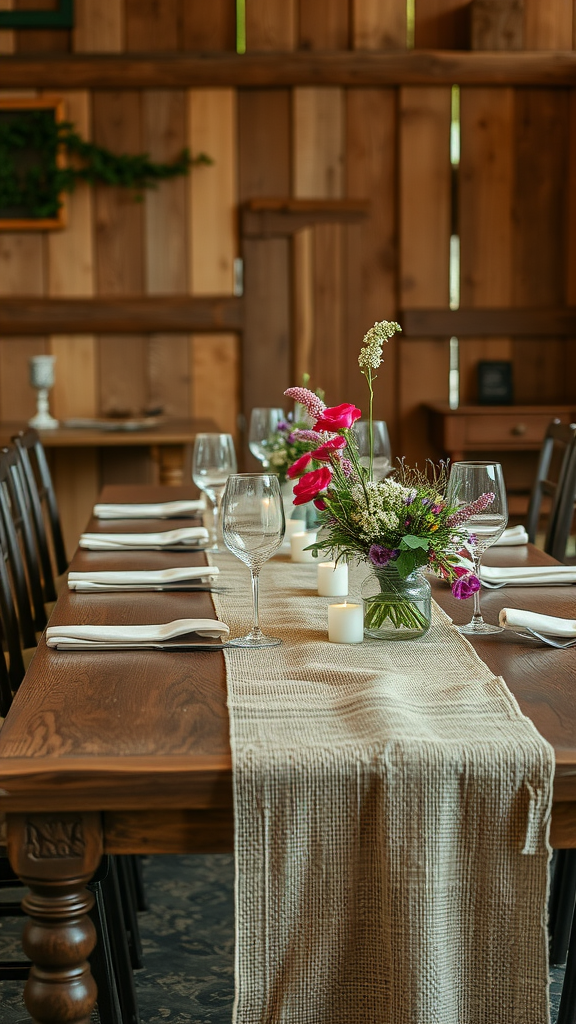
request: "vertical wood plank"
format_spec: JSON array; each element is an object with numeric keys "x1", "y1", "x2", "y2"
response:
[
  {"x1": 74, "y1": 0, "x2": 124, "y2": 52},
  {"x1": 0, "y1": 337, "x2": 47, "y2": 421},
  {"x1": 93, "y1": 91, "x2": 145, "y2": 295},
  {"x1": 292, "y1": 229, "x2": 314, "y2": 385},
  {"x1": 98, "y1": 336, "x2": 148, "y2": 415},
  {"x1": 0, "y1": 235, "x2": 45, "y2": 295},
  {"x1": 238, "y1": 89, "x2": 291, "y2": 196},
  {"x1": 14, "y1": 0, "x2": 69, "y2": 52},
  {"x1": 414, "y1": 0, "x2": 470, "y2": 48},
  {"x1": 190, "y1": 334, "x2": 240, "y2": 438},
  {"x1": 188, "y1": 88, "x2": 237, "y2": 296},
  {"x1": 0, "y1": 0, "x2": 15, "y2": 54},
  {"x1": 47, "y1": 90, "x2": 95, "y2": 297},
  {"x1": 352, "y1": 0, "x2": 407, "y2": 50},
  {"x1": 245, "y1": 0, "x2": 296, "y2": 50},
  {"x1": 398, "y1": 339, "x2": 450, "y2": 463},
  {"x1": 293, "y1": 88, "x2": 344, "y2": 198},
  {"x1": 345, "y1": 88, "x2": 397, "y2": 447},
  {"x1": 567, "y1": 90, "x2": 576, "y2": 306},
  {"x1": 50, "y1": 449, "x2": 99, "y2": 559},
  {"x1": 458, "y1": 337, "x2": 513, "y2": 404},
  {"x1": 125, "y1": 0, "x2": 180, "y2": 51},
  {"x1": 49, "y1": 335, "x2": 97, "y2": 418},
  {"x1": 298, "y1": 0, "x2": 349, "y2": 50},
  {"x1": 143, "y1": 90, "x2": 188, "y2": 294},
  {"x1": 148, "y1": 335, "x2": 191, "y2": 417},
  {"x1": 524, "y1": 0, "x2": 572, "y2": 48},
  {"x1": 182, "y1": 3, "x2": 236, "y2": 50}
]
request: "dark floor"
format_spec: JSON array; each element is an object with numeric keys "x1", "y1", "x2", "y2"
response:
[{"x1": 0, "y1": 854, "x2": 567, "y2": 1023}]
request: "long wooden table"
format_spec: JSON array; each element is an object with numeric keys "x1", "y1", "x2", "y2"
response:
[{"x1": 1, "y1": 484, "x2": 575, "y2": 1024}]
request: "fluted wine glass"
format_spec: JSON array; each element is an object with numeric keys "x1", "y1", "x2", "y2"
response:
[
  {"x1": 446, "y1": 461, "x2": 508, "y2": 635},
  {"x1": 248, "y1": 408, "x2": 285, "y2": 468},
  {"x1": 222, "y1": 474, "x2": 285, "y2": 647},
  {"x1": 192, "y1": 433, "x2": 237, "y2": 551}
]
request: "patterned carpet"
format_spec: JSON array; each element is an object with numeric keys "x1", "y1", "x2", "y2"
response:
[{"x1": 0, "y1": 854, "x2": 568, "y2": 1023}]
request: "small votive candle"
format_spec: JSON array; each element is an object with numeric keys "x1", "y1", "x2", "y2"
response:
[
  {"x1": 317, "y1": 561, "x2": 348, "y2": 597},
  {"x1": 328, "y1": 602, "x2": 363, "y2": 644},
  {"x1": 290, "y1": 531, "x2": 317, "y2": 564},
  {"x1": 285, "y1": 518, "x2": 305, "y2": 542}
]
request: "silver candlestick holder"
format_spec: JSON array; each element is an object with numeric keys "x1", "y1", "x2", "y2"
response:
[{"x1": 29, "y1": 355, "x2": 59, "y2": 429}]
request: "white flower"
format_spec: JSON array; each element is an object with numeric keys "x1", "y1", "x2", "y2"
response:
[{"x1": 358, "y1": 320, "x2": 402, "y2": 372}]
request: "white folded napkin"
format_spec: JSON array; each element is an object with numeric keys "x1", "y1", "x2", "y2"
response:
[
  {"x1": 499, "y1": 607, "x2": 576, "y2": 638},
  {"x1": 46, "y1": 617, "x2": 229, "y2": 649},
  {"x1": 68, "y1": 566, "x2": 219, "y2": 591},
  {"x1": 493, "y1": 525, "x2": 529, "y2": 547},
  {"x1": 481, "y1": 564, "x2": 576, "y2": 586},
  {"x1": 94, "y1": 500, "x2": 204, "y2": 519},
  {"x1": 79, "y1": 527, "x2": 208, "y2": 550}
]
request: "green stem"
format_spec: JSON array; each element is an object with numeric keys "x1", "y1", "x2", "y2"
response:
[{"x1": 368, "y1": 370, "x2": 374, "y2": 482}]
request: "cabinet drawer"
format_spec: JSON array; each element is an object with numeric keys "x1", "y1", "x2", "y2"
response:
[{"x1": 464, "y1": 414, "x2": 555, "y2": 446}]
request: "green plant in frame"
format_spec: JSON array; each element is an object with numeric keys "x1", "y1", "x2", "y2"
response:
[{"x1": 0, "y1": 0, "x2": 74, "y2": 28}]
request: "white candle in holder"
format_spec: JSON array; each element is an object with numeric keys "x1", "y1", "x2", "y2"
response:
[
  {"x1": 317, "y1": 561, "x2": 348, "y2": 597},
  {"x1": 285, "y1": 518, "x2": 305, "y2": 542},
  {"x1": 328, "y1": 602, "x2": 363, "y2": 643},
  {"x1": 290, "y1": 531, "x2": 317, "y2": 563}
]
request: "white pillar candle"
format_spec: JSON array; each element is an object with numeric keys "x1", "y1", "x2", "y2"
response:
[
  {"x1": 285, "y1": 518, "x2": 305, "y2": 542},
  {"x1": 317, "y1": 561, "x2": 348, "y2": 597},
  {"x1": 328, "y1": 602, "x2": 363, "y2": 644},
  {"x1": 290, "y1": 531, "x2": 317, "y2": 563}
]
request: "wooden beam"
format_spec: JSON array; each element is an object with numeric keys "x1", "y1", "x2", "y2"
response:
[
  {"x1": 0, "y1": 51, "x2": 576, "y2": 88},
  {"x1": 401, "y1": 307, "x2": 576, "y2": 337},
  {"x1": 241, "y1": 198, "x2": 370, "y2": 238},
  {"x1": 0, "y1": 297, "x2": 244, "y2": 335}
]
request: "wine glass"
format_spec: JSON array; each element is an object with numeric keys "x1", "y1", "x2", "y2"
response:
[
  {"x1": 221, "y1": 474, "x2": 285, "y2": 647},
  {"x1": 248, "y1": 408, "x2": 285, "y2": 468},
  {"x1": 446, "y1": 461, "x2": 508, "y2": 635},
  {"x1": 192, "y1": 433, "x2": 237, "y2": 550},
  {"x1": 354, "y1": 420, "x2": 392, "y2": 481}
]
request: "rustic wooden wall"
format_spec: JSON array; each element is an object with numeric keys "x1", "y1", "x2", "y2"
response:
[{"x1": 1, "y1": 0, "x2": 575, "y2": 536}]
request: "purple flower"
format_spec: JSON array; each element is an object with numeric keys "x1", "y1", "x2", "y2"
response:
[
  {"x1": 431, "y1": 503, "x2": 443, "y2": 515},
  {"x1": 277, "y1": 420, "x2": 289, "y2": 432},
  {"x1": 368, "y1": 544, "x2": 399, "y2": 567},
  {"x1": 421, "y1": 497, "x2": 432, "y2": 507},
  {"x1": 340, "y1": 457, "x2": 353, "y2": 477},
  {"x1": 451, "y1": 573, "x2": 481, "y2": 600},
  {"x1": 468, "y1": 534, "x2": 477, "y2": 546},
  {"x1": 404, "y1": 489, "x2": 417, "y2": 505}
]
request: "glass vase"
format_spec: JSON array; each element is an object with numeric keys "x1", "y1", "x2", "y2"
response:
[{"x1": 361, "y1": 564, "x2": 432, "y2": 641}]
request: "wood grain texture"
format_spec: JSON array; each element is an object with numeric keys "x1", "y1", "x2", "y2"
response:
[
  {"x1": 0, "y1": 297, "x2": 245, "y2": 334},
  {"x1": 143, "y1": 89, "x2": 188, "y2": 295},
  {"x1": 93, "y1": 90, "x2": 145, "y2": 296},
  {"x1": 414, "y1": 0, "x2": 471, "y2": 48},
  {"x1": 190, "y1": 333, "x2": 240, "y2": 437},
  {"x1": 298, "y1": 0, "x2": 349, "y2": 50},
  {"x1": 470, "y1": 0, "x2": 523, "y2": 50},
  {"x1": 524, "y1": 0, "x2": 573, "y2": 48},
  {"x1": 458, "y1": 337, "x2": 513, "y2": 404},
  {"x1": 293, "y1": 88, "x2": 344, "y2": 198},
  {"x1": 188, "y1": 88, "x2": 237, "y2": 296},
  {"x1": 98, "y1": 335, "x2": 148, "y2": 416},
  {"x1": 238, "y1": 90, "x2": 291, "y2": 197},
  {"x1": 125, "y1": 0, "x2": 180, "y2": 51},
  {"x1": 245, "y1": 0, "x2": 296, "y2": 50},
  {"x1": 104, "y1": 809, "x2": 234, "y2": 854},
  {"x1": 567, "y1": 89, "x2": 576, "y2": 306},
  {"x1": 0, "y1": 336, "x2": 47, "y2": 421},
  {"x1": 0, "y1": 233, "x2": 45, "y2": 295},
  {"x1": 73, "y1": 0, "x2": 124, "y2": 52},
  {"x1": 49, "y1": 335, "x2": 97, "y2": 418},
  {"x1": 401, "y1": 307, "x2": 576, "y2": 336},
  {"x1": 47, "y1": 90, "x2": 94, "y2": 298},
  {"x1": 0, "y1": 0, "x2": 15, "y2": 54},
  {"x1": 50, "y1": 448, "x2": 99, "y2": 557},
  {"x1": 147, "y1": 334, "x2": 191, "y2": 418},
  {"x1": 352, "y1": 0, "x2": 407, "y2": 50},
  {"x1": 292, "y1": 229, "x2": 313, "y2": 385},
  {"x1": 181, "y1": 2, "x2": 236, "y2": 51}
]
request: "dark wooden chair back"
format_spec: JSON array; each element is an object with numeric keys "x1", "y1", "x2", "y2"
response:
[
  {"x1": 0, "y1": 450, "x2": 43, "y2": 647},
  {"x1": 12, "y1": 428, "x2": 68, "y2": 576},
  {"x1": 526, "y1": 420, "x2": 576, "y2": 560},
  {"x1": 0, "y1": 447, "x2": 47, "y2": 634}
]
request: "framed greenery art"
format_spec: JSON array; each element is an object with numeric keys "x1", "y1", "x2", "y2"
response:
[
  {"x1": 0, "y1": 96, "x2": 67, "y2": 230},
  {"x1": 0, "y1": 0, "x2": 74, "y2": 28}
]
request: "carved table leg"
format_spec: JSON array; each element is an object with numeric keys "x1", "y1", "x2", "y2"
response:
[{"x1": 6, "y1": 811, "x2": 103, "y2": 1024}]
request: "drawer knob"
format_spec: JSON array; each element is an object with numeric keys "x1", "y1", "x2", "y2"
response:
[{"x1": 511, "y1": 423, "x2": 527, "y2": 436}]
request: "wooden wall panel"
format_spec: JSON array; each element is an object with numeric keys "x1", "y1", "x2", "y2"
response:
[
  {"x1": 0, "y1": 0, "x2": 15, "y2": 54},
  {"x1": 49, "y1": 335, "x2": 97, "y2": 417},
  {"x1": 567, "y1": 90, "x2": 576, "y2": 306},
  {"x1": 524, "y1": 0, "x2": 573, "y2": 49},
  {"x1": 98, "y1": 335, "x2": 148, "y2": 416},
  {"x1": 188, "y1": 88, "x2": 237, "y2": 296},
  {"x1": 144, "y1": 90, "x2": 188, "y2": 294},
  {"x1": 293, "y1": 88, "x2": 344, "y2": 198},
  {"x1": 148, "y1": 335, "x2": 191, "y2": 417},
  {"x1": 414, "y1": 0, "x2": 470, "y2": 49},
  {"x1": 0, "y1": 337, "x2": 47, "y2": 420},
  {"x1": 74, "y1": 0, "x2": 124, "y2": 52},
  {"x1": 352, "y1": 0, "x2": 407, "y2": 50},
  {"x1": 245, "y1": 0, "x2": 296, "y2": 50},
  {"x1": 50, "y1": 448, "x2": 99, "y2": 558},
  {"x1": 345, "y1": 88, "x2": 397, "y2": 447},
  {"x1": 182, "y1": 3, "x2": 237, "y2": 51},
  {"x1": 190, "y1": 333, "x2": 240, "y2": 436},
  {"x1": 14, "y1": 0, "x2": 70, "y2": 53},
  {"x1": 0, "y1": 234, "x2": 45, "y2": 296},
  {"x1": 298, "y1": 0, "x2": 349, "y2": 50},
  {"x1": 125, "y1": 0, "x2": 180, "y2": 51},
  {"x1": 93, "y1": 91, "x2": 145, "y2": 295}
]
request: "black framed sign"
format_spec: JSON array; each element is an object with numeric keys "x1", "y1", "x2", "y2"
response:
[
  {"x1": 477, "y1": 361, "x2": 514, "y2": 405},
  {"x1": 0, "y1": 0, "x2": 73, "y2": 28}
]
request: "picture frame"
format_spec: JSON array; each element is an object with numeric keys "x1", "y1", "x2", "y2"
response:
[
  {"x1": 477, "y1": 360, "x2": 514, "y2": 405},
  {"x1": 0, "y1": 0, "x2": 73, "y2": 28},
  {"x1": 0, "y1": 96, "x2": 67, "y2": 231}
]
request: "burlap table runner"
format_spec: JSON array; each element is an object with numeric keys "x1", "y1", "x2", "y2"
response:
[{"x1": 211, "y1": 553, "x2": 554, "y2": 1024}]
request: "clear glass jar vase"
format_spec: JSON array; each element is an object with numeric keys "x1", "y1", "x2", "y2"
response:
[{"x1": 361, "y1": 564, "x2": 432, "y2": 641}]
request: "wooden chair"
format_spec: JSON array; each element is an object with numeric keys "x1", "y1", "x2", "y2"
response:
[
  {"x1": 12, "y1": 428, "x2": 68, "y2": 578},
  {"x1": 526, "y1": 419, "x2": 576, "y2": 560},
  {"x1": 0, "y1": 447, "x2": 48, "y2": 634}
]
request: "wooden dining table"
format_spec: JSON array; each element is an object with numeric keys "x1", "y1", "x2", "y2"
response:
[{"x1": 1, "y1": 483, "x2": 575, "y2": 1024}]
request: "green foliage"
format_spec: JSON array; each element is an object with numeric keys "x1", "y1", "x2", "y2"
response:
[{"x1": 0, "y1": 110, "x2": 212, "y2": 219}]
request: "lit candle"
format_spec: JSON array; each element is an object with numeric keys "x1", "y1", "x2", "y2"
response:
[
  {"x1": 317, "y1": 561, "x2": 348, "y2": 597},
  {"x1": 290, "y1": 531, "x2": 317, "y2": 564},
  {"x1": 285, "y1": 518, "x2": 305, "y2": 542},
  {"x1": 328, "y1": 602, "x2": 363, "y2": 643}
]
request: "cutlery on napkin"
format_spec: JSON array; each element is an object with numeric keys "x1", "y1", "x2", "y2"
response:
[
  {"x1": 481, "y1": 564, "x2": 576, "y2": 587},
  {"x1": 493, "y1": 525, "x2": 529, "y2": 547},
  {"x1": 79, "y1": 527, "x2": 208, "y2": 550},
  {"x1": 68, "y1": 566, "x2": 220, "y2": 592},
  {"x1": 46, "y1": 617, "x2": 229, "y2": 650},
  {"x1": 93, "y1": 500, "x2": 204, "y2": 519},
  {"x1": 499, "y1": 607, "x2": 576, "y2": 639}
]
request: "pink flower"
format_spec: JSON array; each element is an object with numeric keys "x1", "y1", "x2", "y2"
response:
[
  {"x1": 287, "y1": 453, "x2": 312, "y2": 479},
  {"x1": 293, "y1": 467, "x2": 332, "y2": 506},
  {"x1": 314, "y1": 498, "x2": 327, "y2": 511},
  {"x1": 446, "y1": 492, "x2": 495, "y2": 529},
  {"x1": 314, "y1": 403, "x2": 362, "y2": 431},
  {"x1": 284, "y1": 387, "x2": 326, "y2": 420},
  {"x1": 292, "y1": 429, "x2": 334, "y2": 443},
  {"x1": 451, "y1": 572, "x2": 481, "y2": 600},
  {"x1": 310, "y1": 436, "x2": 347, "y2": 461}
]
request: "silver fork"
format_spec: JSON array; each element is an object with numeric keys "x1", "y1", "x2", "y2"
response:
[{"x1": 513, "y1": 627, "x2": 576, "y2": 649}]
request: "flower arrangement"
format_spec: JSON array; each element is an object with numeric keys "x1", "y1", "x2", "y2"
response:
[
  {"x1": 284, "y1": 321, "x2": 494, "y2": 632},
  {"x1": 265, "y1": 379, "x2": 326, "y2": 485}
]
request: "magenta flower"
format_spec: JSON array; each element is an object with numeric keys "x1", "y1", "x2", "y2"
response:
[
  {"x1": 284, "y1": 387, "x2": 326, "y2": 421},
  {"x1": 287, "y1": 453, "x2": 312, "y2": 479},
  {"x1": 310, "y1": 436, "x2": 347, "y2": 461},
  {"x1": 293, "y1": 466, "x2": 332, "y2": 506},
  {"x1": 451, "y1": 572, "x2": 481, "y2": 600},
  {"x1": 314, "y1": 498, "x2": 327, "y2": 511},
  {"x1": 368, "y1": 544, "x2": 399, "y2": 567},
  {"x1": 446, "y1": 492, "x2": 495, "y2": 528},
  {"x1": 314, "y1": 403, "x2": 362, "y2": 431}
]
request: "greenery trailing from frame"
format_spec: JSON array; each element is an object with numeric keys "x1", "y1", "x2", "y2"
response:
[{"x1": 0, "y1": 110, "x2": 213, "y2": 219}]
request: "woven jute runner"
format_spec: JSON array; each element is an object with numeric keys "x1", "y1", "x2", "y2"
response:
[{"x1": 211, "y1": 552, "x2": 554, "y2": 1024}]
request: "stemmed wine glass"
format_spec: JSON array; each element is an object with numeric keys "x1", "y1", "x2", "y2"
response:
[
  {"x1": 221, "y1": 474, "x2": 285, "y2": 647},
  {"x1": 354, "y1": 420, "x2": 392, "y2": 481},
  {"x1": 446, "y1": 461, "x2": 508, "y2": 635},
  {"x1": 248, "y1": 408, "x2": 285, "y2": 468},
  {"x1": 192, "y1": 433, "x2": 237, "y2": 551}
]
